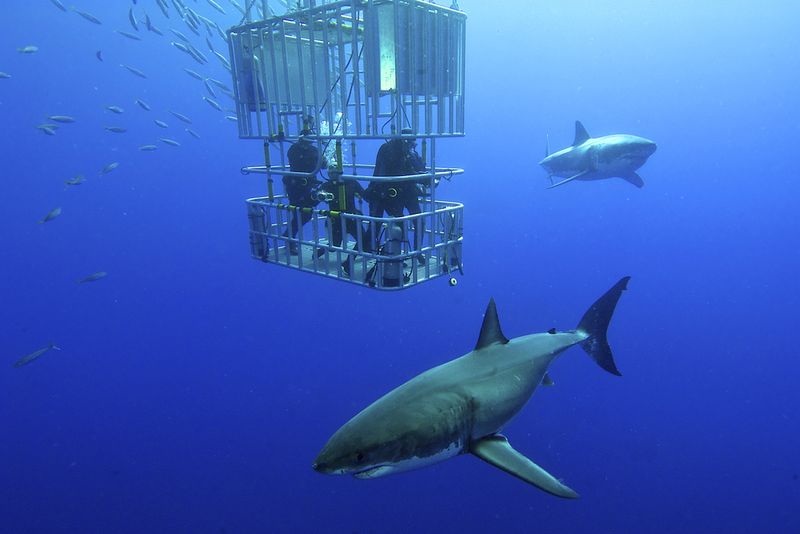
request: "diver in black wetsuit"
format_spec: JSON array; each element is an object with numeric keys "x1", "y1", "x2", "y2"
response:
[
  {"x1": 284, "y1": 130, "x2": 326, "y2": 254},
  {"x1": 318, "y1": 180, "x2": 373, "y2": 255},
  {"x1": 365, "y1": 128, "x2": 427, "y2": 258}
]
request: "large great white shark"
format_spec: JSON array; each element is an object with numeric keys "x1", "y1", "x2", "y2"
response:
[
  {"x1": 313, "y1": 277, "x2": 630, "y2": 498},
  {"x1": 540, "y1": 121, "x2": 656, "y2": 189}
]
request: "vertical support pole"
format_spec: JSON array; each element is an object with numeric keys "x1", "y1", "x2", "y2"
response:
[
  {"x1": 351, "y1": 1, "x2": 363, "y2": 137},
  {"x1": 335, "y1": 139, "x2": 346, "y2": 212},
  {"x1": 320, "y1": 5, "x2": 335, "y2": 138},
  {"x1": 430, "y1": 137, "x2": 437, "y2": 265},
  {"x1": 294, "y1": 6, "x2": 308, "y2": 135},
  {"x1": 278, "y1": 19, "x2": 294, "y2": 134},
  {"x1": 264, "y1": 140, "x2": 274, "y2": 201},
  {"x1": 392, "y1": 0, "x2": 401, "y2": 133}
]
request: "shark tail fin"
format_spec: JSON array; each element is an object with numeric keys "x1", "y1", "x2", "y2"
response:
[{"x1": 576, "y1": 276, "x2": 630, "y2": 376}]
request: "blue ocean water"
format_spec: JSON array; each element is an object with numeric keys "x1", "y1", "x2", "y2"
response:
[{"x1": 1, "y1": 0, "x2": 798, "y2": 532}]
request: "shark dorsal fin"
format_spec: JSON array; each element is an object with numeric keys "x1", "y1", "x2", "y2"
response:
[
  {"x1": 475, "y1": 298, "x2": 509, "y2": 350},
  {"x1": 573, "y1": 121, "x2": 590, "y2": 146}
]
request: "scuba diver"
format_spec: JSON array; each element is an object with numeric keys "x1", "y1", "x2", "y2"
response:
[
  {"x1": 284, "y1": 129, "x2": 326, "y2": 254},
  {"x1": 317, "y1": 179, "x2": 373, "y2": 275},
  {"x1": 365, "y1": 128, "x2": 428, "y2": 260}
]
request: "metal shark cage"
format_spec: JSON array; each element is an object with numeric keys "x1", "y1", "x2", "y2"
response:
[{"x1": 229, "y1": 0, "x2": 466, "y2": 290}]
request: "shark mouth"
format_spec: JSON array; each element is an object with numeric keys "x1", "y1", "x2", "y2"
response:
[{"x1": 353, "y1": 465, "x2": 391, "y2": 479}]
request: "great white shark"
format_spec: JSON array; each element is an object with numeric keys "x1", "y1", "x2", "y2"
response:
[
  {"x1": 313, "y1": 277, "x2": 631, "y2": 498},
  {"x1": 540, "y1": 121, "x2": 656, "y2": 189}
]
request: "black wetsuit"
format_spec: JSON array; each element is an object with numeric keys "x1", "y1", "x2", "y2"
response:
[
  {"x1": 367, "y1": 139, "x2": 426, "y2": 251},
  {"x1": 368, "y1": 139, "x2": 426, "y2": 218},
  {"x1": 284, "y1": 139, "x2": 324, "y2": 239},
  {"x1": 319, "y1": 180, "x2": 373, "y2": 253}
]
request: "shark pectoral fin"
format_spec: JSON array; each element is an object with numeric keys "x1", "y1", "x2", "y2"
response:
[
  {"x1": 622, "y1": 172, "x2": 645, "y2": 188},
  {"x1": 542, "y1": 372, "x2": 555, "y2": 386},
  {"x1": 546, "y1": 171, "x2": 589, "y2": 189},
  {"x1": 470, "y1": 435, "x2": 579, "y2": 499}
]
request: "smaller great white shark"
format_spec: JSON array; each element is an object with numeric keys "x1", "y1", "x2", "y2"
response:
[
  {"x1": 313, "y1": 277, "x2": 630, "y2": 498},
  {"x1": 540, "y1": 121, "x2": 657, "y2": 189}
]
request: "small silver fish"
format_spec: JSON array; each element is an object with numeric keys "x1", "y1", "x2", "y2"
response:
[
  {"x1": 48, "y1": 115, "x2": 75, "y2": 123},
  {"x1": 13, "y1": 343, "x2": 61, "y2": 368},
  {"x1": 71, "y1": 8, "x2": 102, "y2": 25},
  {"x1": 65, "y1": 175, "x2": 86, "y2": 186},
  {"x1": 169, "y1": 111, "x2": 192, "y2": 124},
  {"x1": 154, "y1": 119, "x2": 169, "y2": 128},
  {"x1": 225, "y1": 115, "x2": 238, "y2": 122},
  {"x1": 49, "y1": 0, "x2": 66, "y2": 11},
  {"x1": 205, "y1": 0, "x2": 226, "y2": 15},
  {"x1": 160, "y1": 137, "x2": 181, "y2": 146},
  {"x1": 106, "y1": 105, "x2": 124, "y2": 114},
  {"x1": 218, "y1": 87, "x2": 236, "y2": 101},
  {"x1": 96, "y1": 50, "x2": 103, "y2": 61},
  {"x1": 148, "y1": 24, "x2": 164, "y2": 36},
  {"x1": 78, "y1": 271, "x2": 108, "y2": 283},
  {"x1": 101, "y1": 162, "x2": 119, "y2": 174},
  {"x1": 207, "y1": 78, "x2": 231, "y2": 92},
  {"x1": 120, "y1": 64, "x2": 147, "y2": 78},
  {"x1": 104, "y1": 126, "x2": 127, "y2": 133},
  {"x1": 37, "y1": 123, "x2": 59, "y2": 132},
  {"x1": 185, "y1": 19, "x2": 201, "y2": 37},
  {"x1": 139, "y1": 145, "x2": 158, "y2": 151},
  {"x1": 188, "y1": 45, "x2": 208, "y2": 64},
  {"x1": 39, "y1": 207, "x2": 62, "y2": 223},
  {"x1": 38, "y1": 126, "x2": 57, "y2": 136},
  {"x1": 213, "y1": 50, "x2": 231, "y2": 70},
  {"x1": 156, "y1": 0, "x2": 169, "y2": 18},
  {"x1": 171, "y1": 41, "x2": 190, "y2": 54},
  {"x1": 184, "y1": 68, "x2": 204, "y2": 81},
  {"x1": 185, "y1": 128, "x2": 200, "y2": 139},
  {"x1": 203, "y1": 78, "x2": 217, "y2": 98},
  {"x1": 170, "y1": 29, "x2": 190, "y2": 43},
  {"x1": 0, "y1": 72, "x2": 11, "y2": 79},
  {"x1": 17, "y1": 45, "x2": 39, "y2": 54},
  {"x1": 116, "y1": 30, "x2": 142, "y2": 41},
  {"x1": 128, "y1": 7, "x2": 139, "y2": 31},
  {"x1": 185, "y1": 6, "x2": 201, "y2": 25},
  {"x1": 203, "y1": 96, "x2": 222, "y2": 111},
  {"x1": 135, "y1": 99, "x2": 151, "y2": 111},
  {"x1": 228, "y1": 0, "x2": 245, "y2": 16}
]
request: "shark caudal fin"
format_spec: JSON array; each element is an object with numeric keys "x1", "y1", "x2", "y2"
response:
[{"x1": 576, "y1": 276, "x2": 630, "y2": 376}]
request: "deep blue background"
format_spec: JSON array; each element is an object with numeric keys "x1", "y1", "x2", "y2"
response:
[{"x1": 1, "y1": 1, "x2": 798, "y2": 532}]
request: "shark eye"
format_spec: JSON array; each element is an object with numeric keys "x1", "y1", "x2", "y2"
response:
[{"x1": 356, "y1": 452, "x2": 365, "y2": 463}]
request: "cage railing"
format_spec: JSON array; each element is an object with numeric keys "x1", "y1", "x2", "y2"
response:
[{"x1": 246, "y1": 195, "x2": 463, "y2": 289}]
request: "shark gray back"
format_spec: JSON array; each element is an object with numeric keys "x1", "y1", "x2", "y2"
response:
[
  {"x1": 540, "y1": 121, "x2": 656, "y2": 189},
  {"x1": 314, "y1": 277, "x2": 631, "y2": 498}
]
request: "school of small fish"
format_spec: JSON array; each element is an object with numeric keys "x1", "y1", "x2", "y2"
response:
[{"x1": 7, "y1": 0, "x2": 286, "y2": 368}]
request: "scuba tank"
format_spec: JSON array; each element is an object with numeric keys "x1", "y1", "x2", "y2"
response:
[
  {"x1": 247, "y1": 203, "x2": 269, "y2": 260},
  {"x1": 381, "y1": 223, "x2": 403, "y2": 288}
]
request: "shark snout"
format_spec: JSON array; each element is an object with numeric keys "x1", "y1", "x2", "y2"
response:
[{"x1": 637, "y1": 138, "x2": 657, "y2": 156}]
